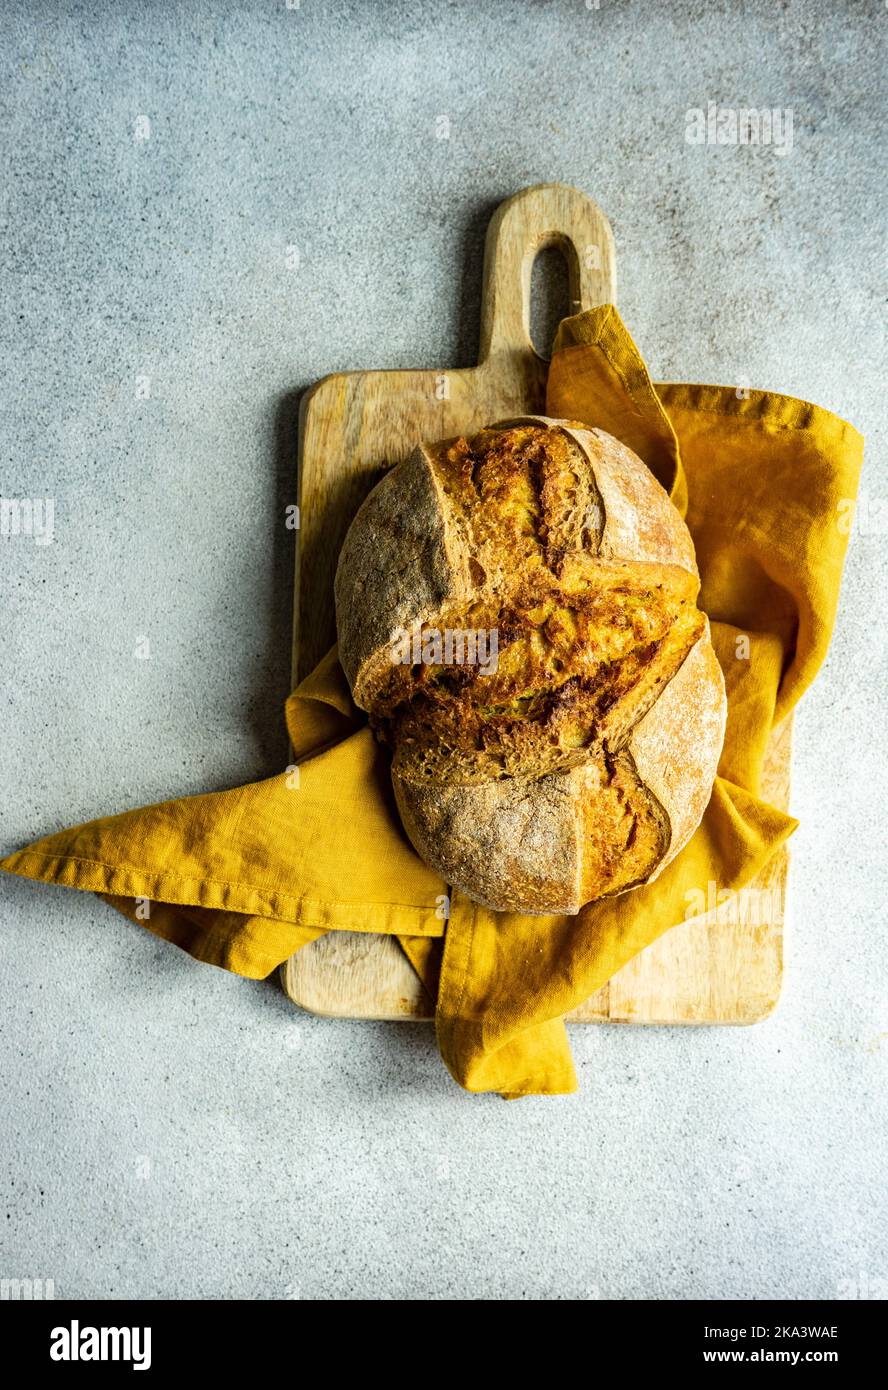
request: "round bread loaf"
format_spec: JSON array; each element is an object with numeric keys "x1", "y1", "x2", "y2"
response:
[{"x1": 334, "y1": 416, "x2": 726, "y2": 914}]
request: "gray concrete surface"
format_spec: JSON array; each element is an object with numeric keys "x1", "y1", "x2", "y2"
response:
[{"x1": 1, "y1": 0, "x2": 885, "y2": 1301}]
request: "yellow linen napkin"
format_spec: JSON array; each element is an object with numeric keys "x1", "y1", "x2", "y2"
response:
[{"x1": 0, "y1": 307, "x2": 863, "y2": 1097}]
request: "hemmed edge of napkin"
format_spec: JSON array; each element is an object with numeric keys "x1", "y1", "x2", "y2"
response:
[
  {"x1": 656, "y1": 381, "x2": 865, "y2": 448},
  {"x1": 0, "y1": 847, "x2": 443, "y2": 934}
]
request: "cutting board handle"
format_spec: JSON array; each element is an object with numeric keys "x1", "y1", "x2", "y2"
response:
[{"x1": 478, "y1": 182, "x2": 617, "y2": 365}]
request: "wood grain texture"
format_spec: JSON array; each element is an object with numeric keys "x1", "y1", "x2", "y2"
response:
[{"x1": 282, "y1": 182, "x2": 790, "y2": 1026}]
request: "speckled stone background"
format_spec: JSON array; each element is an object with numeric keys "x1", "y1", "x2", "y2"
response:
[{"x1": 1, "y1": 0, "x2": 885, "y2": 1301}]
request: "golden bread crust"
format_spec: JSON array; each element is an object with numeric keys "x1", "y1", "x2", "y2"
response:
[{"x1": 334, "y1": 417, "x2": 726, "y2": 914}]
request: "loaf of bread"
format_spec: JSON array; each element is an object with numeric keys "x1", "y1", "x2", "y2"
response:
[{"x1": 334, "y1": 416, "x2": 726, "y2": 914}]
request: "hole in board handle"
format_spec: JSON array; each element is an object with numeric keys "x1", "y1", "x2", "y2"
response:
[{"x1": 529, "y1": 244, "x2": 571, "y2": 361}]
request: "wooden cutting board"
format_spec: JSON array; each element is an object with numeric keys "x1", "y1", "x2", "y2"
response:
[{"x1": 282, "y1": 182, "x2": 790, "y2": 1025}]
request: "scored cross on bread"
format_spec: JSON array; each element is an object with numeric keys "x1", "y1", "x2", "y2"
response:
[{"x1": 335, "y1": 417, "x2": 726, "y2": 914}]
